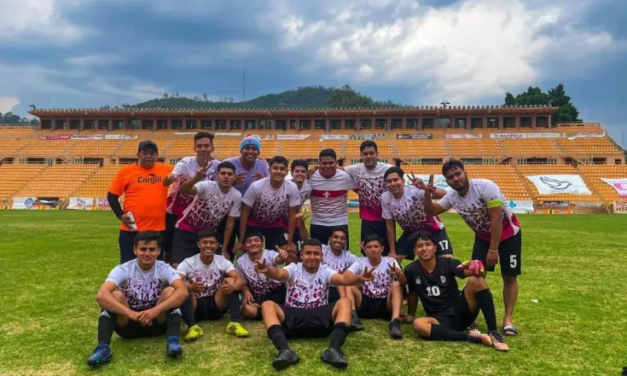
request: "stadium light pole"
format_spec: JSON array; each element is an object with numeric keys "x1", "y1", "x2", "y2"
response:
[{"x1": 441, "y1": 100, "x2": 450, "y2": 109}]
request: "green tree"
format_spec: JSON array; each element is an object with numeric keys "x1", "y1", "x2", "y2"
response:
[{"x1": 503, "y1": 84, "x2": 580, "y2": 125}]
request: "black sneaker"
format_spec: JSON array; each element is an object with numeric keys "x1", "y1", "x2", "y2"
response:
[
  {"x1": 272, "y1": 349, "x2": 300, "y2": 371},
  {"x1": 389, "y1": 319, "x2": 403, "y2": 339},
  {"x1": 320, "y1": 347, "x2": 348, "y2": 369},
  {"x1": 350, "y1": 310, "x2": 365, "y2": 332}
]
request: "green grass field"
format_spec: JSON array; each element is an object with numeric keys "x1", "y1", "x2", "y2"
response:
[{"x1": 0, "y1": 212, "x2": 626, "y2": 376}]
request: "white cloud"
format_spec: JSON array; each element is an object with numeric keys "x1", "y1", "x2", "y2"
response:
[
  {"x1": 260, "y1": 0, "x2": 622, "y2": 104},
  {"x1": 65, "y1": 54, "x2": 125, "y2": 67},
  {"x1": 0, "y1": 96, "x2": 20, "y2": 113}
]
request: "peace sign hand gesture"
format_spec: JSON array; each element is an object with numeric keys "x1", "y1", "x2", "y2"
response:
[
  {"x1": 360, "y1": 266, "x2": 375, "y2": 282},
  {"x1": 388, "y1": 261, "x2": 403, "y2": 279},
  {"x1": 254, "y1": 258, "x2": 268, "y2": 274},
  {"x1": 194, "y1": 159, "x2": 210, "y2": 180},
  {"x1": 409, "y1": 172, "x2": 426, "y2": 190}
]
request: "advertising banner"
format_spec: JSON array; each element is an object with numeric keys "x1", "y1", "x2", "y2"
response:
[
  {"x1": 507, "y1": 200, "x2": 534, "y2": 214},
  {"x1": 245, "y1": 134, "x2": 275, "y2": 140},
  {"x1": 526, "y1": 175, "x2": 592, "y2": 195},
  {"x1": 350, "y1": 134, "x2": 386, "y2": 140},
  {"x1": 490, "y1": 132, "x2": 564, "y2": 139},
  {"x1": 97, "y1": 197, "x2": 111, "y2": 210},
  {"x1": 71, "y1": 134, "x2": 106, "y2": 140},
  {"x1": 38, "y1": 134, "x2": 74, "y2": 140},
  {"x1": 613, "y1": 201, "x2": 627, "y2": 214},
  {"x1": 543, "y1": 201, "x2": 570, "y2": 208},
  {"x1": 553, "y1": 208, "x2": 573, "y2": 215},
  {"x1": 600, "y1": 178, "x2": 627, "y2": 198},
  {"x1": 534, "y1": 209, "x2": 551, "y2": 214},
  {"x1": 277, "y1": 134, "x2": 310, "y2": 140},
  {"x1": 214, "y1": 132, "x2": 242, "y2": 137},
  {"x1": 319, "y1": 135, "x2": 349, "y2": 141},
  {"x1": 396, "y1": 133, "x2": 433, "y2": 140},
  {"x1": 68, "y1": 197, "x2": 95, "y2": 210},
  {"x1": 446, "y1": 134, "x2": 483, "y2": 139},
  {"x1": 404, "y1": 175, "x2": 452, "y2": 192},
  {"x1": 12, "y1": 197, "x2": 61, "y2": 210},
  {"x1": 104, "y1": 134, "x2": 138, "y2": 140},
  {"x1": 568, "y1": 132, "x2": 606, "y2": 141}
]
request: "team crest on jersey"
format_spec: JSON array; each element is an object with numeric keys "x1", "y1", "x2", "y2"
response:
[
  {"x1": 415, "y1": 277, "x2": 421, "y2": 285},
  {"x1": 440, "y1": 276, "x2": 447, "y2": 284}
]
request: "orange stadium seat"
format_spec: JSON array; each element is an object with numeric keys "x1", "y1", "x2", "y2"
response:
[
  {"x1": 0, "y1": 139, "x2": 28, "y2": 157},
  {"x1": 17, "y1": 139, "x2": 74, "y2": 157},
  {"x1": 73, "y1": 164, "x2": 123, "y2": 197},
  {"x1": 448, "y1": 139, "x2": 504, "y2": 158},
  {"x1": 396, "y1": 140, "x2": 448, "y2": 159},
  {"x1": 0, "y1": 164, "x2": 47, "y2": 204},
  {"x1": 66, "y1": 140, "x2": 123, "y2": 158},
  {"x1": 16, "y1": 164, "x2": 99, "y2": 198},
  {"x1": 501, "y1": 139, "x2": 561, "y2": 157},
  {"x1": 557, "y1": 138, "x2": 621, "y2": 156}
]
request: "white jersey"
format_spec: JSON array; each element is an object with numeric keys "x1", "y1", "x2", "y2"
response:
[
  {"x1": 284, "y1": 180, "x2": 312, "y2": 229},
  {"x1": 347, "y1": 257, "x2": 399, "y2": 299},
  {"x1": 176, "y1": 180, "x2": 241, "y2": 233},
  {"x1": 106, "y1": 260, "x2": 180, "y2": 311},
  {"x1": 242, "y1": 177, "x2": 301, "y2": 227},
  {"x1": 236, "y1": 249, "x2": 284, "y2": 300},
  {"x1": 176, "y1": 254, "x2": 235, "y2": 298},
  {"x1": 167, "y1": 156, "x2": 220, "y2": 217},
  {"x1": 322, "y1": 245, "x2": 358, "y2": 273},
  {"x1": 284, "y1": 263, "x2": 337, "y2": 308},
  {"x1": 344, "y1": 162, "x2": 392, "y2": 222},
  {"x1": 308, "y1": 169, "x2": 357, "y2": 226},
  {"x1": 381, "y1": 185, "x2": 445, "y2": 232}
]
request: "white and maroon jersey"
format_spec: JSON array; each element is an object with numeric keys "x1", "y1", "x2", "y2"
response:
[
  {"x1": 166, "y1": 157, "x2": 220, "y2": 217},
  {"x1": 176, "y1": 254, "x2": 235, "y2": 298},
  {"x1": 236, "y1": 249, "x2": 284, "y2": 300},
  {"x1": 322, "y1": 245, "x2": 358, "y2": 273},
  {"x1": 344, "y1": 162, "x2": 392, "y2": 222},
  {"x1": 308, "y1": 169, "x2": 357, "y2": 226},
  {"x1": 381, "y1": 185, "x2": 445, "y2": 233},
  {"x1": 284, "y1": 263, "x2": 337, "y2": 308},
  {"x1": 437, "y1": 179, "x2": 520, "y2": 242},
  {"x1": 283, "y1": 180, "x2": 312, "y2": 229},
  {"x1": 176, "y1": 180, "x2": 241, "y2": 233},
  {"x1": 106, "y1": 260, "x2": 180, "y2": 311},
  {"x1": 242, "y1": 178, "x2": 301, "y2": 228},
  {"x1": 347, "y1": 257, "x2": 399, "y2": 299}
]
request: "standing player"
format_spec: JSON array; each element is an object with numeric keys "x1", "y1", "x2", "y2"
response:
[
  {"x1": 162, "y1": 132, "x2": 219, "y2": 262},
  {"x1": 255, "y1": 238, "x2": 374, "y2": 370},
  {"x1": 344, "y1": 141, "x2": 393, "y2": 251},
  {"x1": 237, "y1": 156, "x2": 300, "y2": 252},
  {"x1": 284, "y1": 159, "x2": 312, "y2": 263},
  {"x1": 173, "y1": 161, "x2": 241, "y2": 264},
  {"x1": 345, "y1": 235, "x2": 405, "y2": 339},
  {"x1": 405, "y1": 231, "x2": 509, "y2": 351},
  {"x1": 237, "y1": 232, "x2": 289, "y2": 320},
  {"x1": 107, "y1": 140, "x2": 173, "y2": 263},
  {"x1": 308, "y1": 149, "x2": 357, "y2": 246},
  {"x1": 177, "y1": 230, "x2": 249, "y2": 342},
  {"x1": 381, "y1": 167, "x2": 452, "y2": 262},
  {"x1": 86, "y1": 231, "x2": 188, "y2": 366},
  {"x1": 424, "y1": 159, "x2": 522, "y2": 336}
]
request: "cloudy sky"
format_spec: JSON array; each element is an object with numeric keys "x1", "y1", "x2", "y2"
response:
[{"x1": 1, "y1": 0, "x2": 626, "y2": 143}]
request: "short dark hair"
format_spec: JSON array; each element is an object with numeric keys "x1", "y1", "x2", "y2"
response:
[
  {"x1": 303, "y1": 238, "x2": 323, "y2": 249},
  {"x1": 384, "y1": 166, "x2": 404, "y2": 181},
  {"x1": 291, "y1": 159, "x2": 309, "y2": 172},
  {"x1": 330, "y1": 227, "x2": 348, "y2": 238},
  {"x1": 198, "y1": 229, "x2": 221, "y2": 243},
  {"x1": 216, "y1": 161, "x2": 236, "y2": 174},
  {"x1": 134, "y1": 231, "x2": 162, "y2": 248},
  {"x1": 442, "y1": 158, "x2": 465, "y2": 176},
  {"x1": 269, "y1": 156, "x2": 289, "y2": 168},
  {"x1": 243, "y1": 231, "x2": 264, "y2": 243},
  {"x1": 360, "y1": 140, "x2": 378, "y2": 152},
  {"x1": 363, "y1": 234, "x2": 383, "y2": 247},
  {"x1": 409, "y1": 231, "x2": 435, "y2": 248},
  {"x1": 319, "y1": 149, "x2": 337, "y2": 160},
  {"x1": 194, "y1": 132, "x2": 214, "y2": 143}
]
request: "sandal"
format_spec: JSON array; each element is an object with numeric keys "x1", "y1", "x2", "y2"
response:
[{"x1": 503, "y1": 324, "x2": 518, "y2": 336}]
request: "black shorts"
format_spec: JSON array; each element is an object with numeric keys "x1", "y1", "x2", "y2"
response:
[
  {"x1": 472, "y1": 230, "x2": 522, "y2": 276},
  {"x1": 430, "y1": 291, "x2": 479, "y2": 331},
  {"x1": 162, "y1": 213, "x2": 178, "y2": 259},
  {"x1": 396, "y1": 229, "x2": 454, "y2": 260},
  {"x1": 195, "y1": 295, "x2": 228, "y2": 322},
  {"x1": 217, "y1": 217, "x2": 239, "y2": 259},
  {"x1": 119, "y1": 230, "x2": 138, "y2": 264},
  {"x1": 361, "y1": 220, "x2": 392, "y2": 255},
  {"x1": 357, "y1": 294, "x2": 391, "y2": 320},
  {"x1": 115, "y1": 319, "x2": 167, "y2": 339},
  {"x1": 310, "y1": 224, "x2": 349, "y2": 250},
  {"x1": 280, "y1": 303, "x2": 336, "y2": 338},
  {"x1": 246, "y1": 225, "x2": 287, "y2": 251},
  {"x1": 253, "y1": 286, "x2": 287, "y2": 320},
  {"x1": 172, "y1": 229, "x2": 200, "y2": 264},
  {"x1": 328, "y1": 287, "x2": 341, "y2": 304}
]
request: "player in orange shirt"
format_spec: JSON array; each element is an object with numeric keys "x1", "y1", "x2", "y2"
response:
[{"x1": 107, "y1": 140, "x2": 173, "y2": 263}]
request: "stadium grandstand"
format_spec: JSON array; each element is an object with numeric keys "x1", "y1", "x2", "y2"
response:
[{"x1": 1, "y1": 105, "x2": 625, "y2": 213}]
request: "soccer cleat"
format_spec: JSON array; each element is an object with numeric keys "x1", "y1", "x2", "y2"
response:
[
  {"x1": 226, "y1": 322, "x2": 250, "y2": 337},
  {"x1": 467, "y1": 329, "x2": 492, "y2": 347},
  {"x1": 272, "y1": 349, "x2": 300, "y2": 371},
  {"x1": 489, "y1": 331, "x2": 510, "y2": 352},
  {"x1": 87, "y1": 344, "x2": 112, "y2": 367},
  {"x1": 166, "y1": 336, "x2": 183, "y2": 358},
  {"x1": 320, "y1": 348, "x2": 348, "y2": 369},
  {"x1": 184, "y1": 324, "x2": 205, "y2": 342},
  {"x1": 388, "y1": 319, "x2": 403, "y2": 340},
  {"x1": 350, "y1": 310, "x2": 365, "y2": 332}
]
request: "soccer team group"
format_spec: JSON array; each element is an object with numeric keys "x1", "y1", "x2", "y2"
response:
[{"x1": 88, "y1": 132, "x2": 523, "y2": 370}]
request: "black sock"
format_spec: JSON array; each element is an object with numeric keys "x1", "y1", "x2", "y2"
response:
[
  {"x1": 227, "y1": 293, "x2": 241, "y2": 323},
  {"x1": 180, "y1": 296, "x2": 196, "y2": 327},
  {"x1": 476, "y1": 289, "x2": 498, "y2": 332},
  {"x1": 429, "y1": 325, "x2": 469, "y2": 342},
  {"x1": 165, "y1": 308, "x2": 182, "y2": 338},
  {"x1": 267, "y1": 325, "x2": 290, "y2": 351},
  {"x1": 329, "y1": 322, "x2": 350, "y2": 350},
  {"x1": 97, "y1": 310, "x2": 117, "y2": 345}
]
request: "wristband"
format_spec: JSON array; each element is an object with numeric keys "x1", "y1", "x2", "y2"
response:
[{"x1": 488, "y1": 249, "x2": 499, "y2": 254}]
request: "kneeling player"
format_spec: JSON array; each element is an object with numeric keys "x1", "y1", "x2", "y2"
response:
[
  {"x1": 87, "y1": 231, "x2": 189, "y2": 367},
  {"x1": 177, "y1": 230, "x2": 249, "y2": 342},
  {"x1": 405, "y1": 232, "x2": 509, "y2": 351},
  {"x1": 237, "y1": 232, "x2": 289, "y2": 320},
  {"x1": 256, "y1": 239, "x2": 374, "y2": 370},
  {"x1": 346, "y1": 235, "x2": 406, "y2": 339}
]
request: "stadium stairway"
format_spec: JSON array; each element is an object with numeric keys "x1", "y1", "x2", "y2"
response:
[
  {"x1": 574, "y1": 164, "x2": 608, "y2": 206},
  {"x1": 510, "y1": 162, "x2": 539, "y2": 201},
  {"x1": 554, "y1": 139, "x2": 566, "y2": 156},
  {"x1": 444, "y1": 140, "x2": 453, "y2": 158}
]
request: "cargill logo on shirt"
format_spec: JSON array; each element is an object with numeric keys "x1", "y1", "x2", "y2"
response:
[{"x1": 138, "y1": 174, "x2": 162, "y2": 184}]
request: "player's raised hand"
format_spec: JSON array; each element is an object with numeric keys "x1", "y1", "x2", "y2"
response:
[
  {"x1": 253, "y1": 171, "x2": 265, "y2": 181},
  {"x1": 388, "y1": 261, "x2": 403, "y2": 278},
  {"x1": 254, "y1": 258, "x2": 268, "y2": 274},
  {"x1": 307, "y1": 167, "x2": 319, "y2": 179},
  {"x1": 424, "y1": 174, "x2": 436, "y2": 195},
  {"x1": 295, "y1": 212, "x2": 310, "y2": 223},
  {"x1": 234, "y1": 173, "x2": 246, "y2": 185},
  {"x1": 194, "y1": 159, "x2": 210, "y2": 180},
  {"x1": 356, "y1": 241, "x2": 366, "y2": 254},
  {"x1": 275, "y1": 245, "x2": 289, "y2": 262},
  {"x1": 360, "y1": 266, "x2": 375, "y2": 282},
  {"x1": 409, "y1": 172, "x2": 426, "y2": 190},
  {"x1": 163, "y1": 173, "x2": 178, "y2": 186}
]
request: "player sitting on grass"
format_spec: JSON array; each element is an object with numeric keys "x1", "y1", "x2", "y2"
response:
[
  {"x1": 255, "y1": 238, "x2": 374, "y2": 370},
  {"x1": 237, "y1": 232, "x2": 289, "y2": 320},
  {"x1": 345, "y1": 235, "x2": 406, "y2": 339},
  {"x1": 176, "y1": 229, "x2": 249, "y2": 342},
  {"x1": 405, "y1": 231, "x2": 509, "y2": 351},
  {"x1": 87, "y1": 231, "x2": 188, "y2": 367}
]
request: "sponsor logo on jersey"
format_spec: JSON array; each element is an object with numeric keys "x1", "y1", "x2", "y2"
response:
[
  {"x1": 138, "y1": 174, "x2": 162, "y2": 184},
  {"x1": 440, "y1": 276, "x2": 447, "y2": 284},
  {"x1": 415, "y1": 278, "x2": 421, "y2": 285}
]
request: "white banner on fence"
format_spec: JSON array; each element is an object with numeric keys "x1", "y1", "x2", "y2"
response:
[
  {"x1": 526, "y1": 175, "x2": 592, "y2": 195},
  {"x1": 72, "y1": 134, "x2": 105, "y2": 140},
  {"x1": 403, "y1": 175, "x2": 453, "y2": 191},
  {"x1": 12, "y1": 197, "x2": 35, "y2": 209},
  {"x1": 446, "y1": 134, "x2": 483, "y2": 139},
  {"x1": 490, "y1": 132, "x2": 564, "y2": 139},
  {"x1": 319, "y1": 135, "x2": 349, "y2": 141},
  {"x1": 68, "y1": 197, "x2": 94, "y2": 210},
  {"x1": 568, "y1": 132, "x2": 606, "y2": 140},
  {"x1": 507, "y1": 200, "x2": 534, "y2": 214},
  {"x1": 601, "y1": 178, "x2": 627, "y2": 198},
  {"x1": 104, "y1": 134, "x2": 138, "y2": 140},
  {"x1": 214, "y1": 132, "x2": 242, "y2": 137},
  {"x1": 614, "y1": 201, "x2": 627, "y2": 214},
  {"x1": 277, "y1": 134, "x2": 310, "y2": 140},
  {"x1": 245, "y1": 134, "x2": 275, "y2": 140}
]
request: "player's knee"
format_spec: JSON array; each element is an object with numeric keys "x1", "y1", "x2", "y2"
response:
[
  {"x1": 336, "y1": 297, "x2": 351, "y2": 310},
  {"x1": 503, "y1": 275, "x2": 517, "y2": 284},
  {"x1": 261, "y1": 300, "x2": 278, "y2": 315},
  {"x1": 467, "y1": 276, "x2": 487, "y2": 290},
  {"x1": 413, "y1": 319, "x2": 430, "y2": 338},
  {"x1": 242, "y1": 304, "x2": 258, "y2": 318}
]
